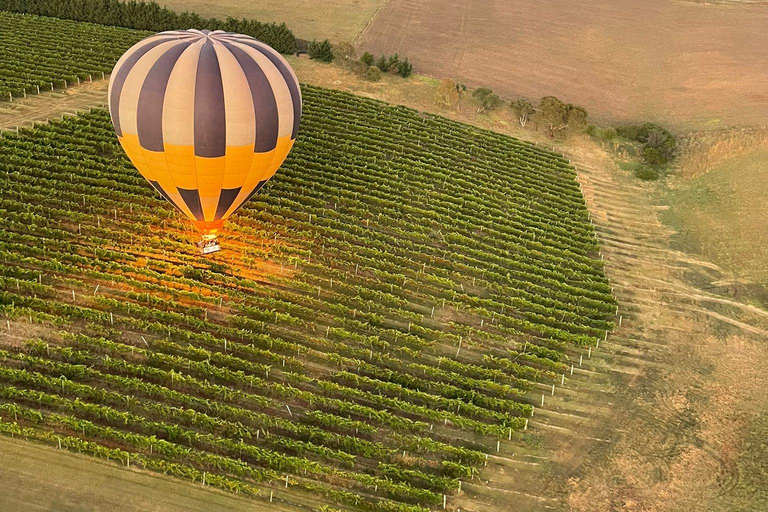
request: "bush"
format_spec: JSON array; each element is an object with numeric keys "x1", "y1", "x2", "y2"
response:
[
  {"x1": 332, "y1": 42, "x2": 355, "y2": 62},
  {"x1": 365, "y1": 66, "x2": 382, "y2": 82},
  {"x1": 396, "y1": 58, "x2": 413, "y2": 78},
  {"x1": 308, "y1": 39, "x2": 334, "y2": 62},
  {"x1": 586, "y1": 125, "x2": 617, "y2": 141},
  {"x1": 472, "y1": 88, "x2": 502, "y2": 113},
  {"x1": 361, "y1": 52, "x2": 375, "y2": 66},
  {"x1": 634, "y1": 166, "x2": 660, "y2": 181},
  {"x1": 617, "y1": 122, "x2": 676, "y2": 165}
]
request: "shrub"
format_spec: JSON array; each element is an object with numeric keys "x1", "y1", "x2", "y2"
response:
[
  {"x1": 434, "y1": 79, "x2": 459, "y2": 107},
  {"x1": 472, "y1": 88, "x2": 502, "y2": 113},
  {"x1": 617, "y1": 122, "x2": 677, "y2": 164},
  {"x1": 396, "y1": 58, "x2": 413, "y2": 78},
  {"x1": 332, "y1": 42, "x2": 355, "y2": 62},
  {"x1": 365, "y1": 66, "x2": 382, "y2": 82},
  {"x1": 361, "y1": 52, "x2": 375, "y2": 66},
  {"x1": 308, "y1": 39, "x2": 334, "y2": 62},
  {"x1": 586, "y1": 125, "x2": 617, "y2": 141},
  {"x1": 634, "y1": 166, "x2": 660, "y2": 180}
]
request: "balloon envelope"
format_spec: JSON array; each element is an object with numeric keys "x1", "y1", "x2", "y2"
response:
[{"x1": 108, "y1": 29, "x2": 301, "y2": 235}]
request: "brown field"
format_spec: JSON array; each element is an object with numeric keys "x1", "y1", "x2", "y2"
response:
[
  {"x1": 358, "y1": 0, "x2": 768, "y2": 129},
  {"x1": 159, "y1": 0, "x2": 387, "y2": 43}
]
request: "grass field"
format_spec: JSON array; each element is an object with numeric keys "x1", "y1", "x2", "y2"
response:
[
  {"x1": 357, "y1": 0, "x2": 768, "y2": 128},
  {"x1": 159, "y1": 0, "x2": 386, "y2": 43},
  {"x1": 0, "y1": 81, "x2": 615, "y2": 510},
  {"x1": 664, "y1": 150, "x2": 768, "y2": 290},
  {"x1": 0, "y1": 436, "x2": 303, "y2": 512}
]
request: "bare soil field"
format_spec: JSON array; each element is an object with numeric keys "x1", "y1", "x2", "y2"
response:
[
  {"x1": 358, "y1": 0, "x2": 768, "y2": 129},
  {"x1": 159, "y1": 0, "x2": 387, "y2": 43}
]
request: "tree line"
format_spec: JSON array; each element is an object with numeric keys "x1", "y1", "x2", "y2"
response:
[{"x1": 0, "y1": 0, "x2": 297, "y2": 54}]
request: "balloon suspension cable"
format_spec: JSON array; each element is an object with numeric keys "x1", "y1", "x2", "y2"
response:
[{"x1": 198, "y1": 233, "x2": 221, "y2": 255}]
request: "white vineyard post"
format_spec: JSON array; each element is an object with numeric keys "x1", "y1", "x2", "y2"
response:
[{"x1": 541, "y1": 394, "x2": 545, "y2": 406}]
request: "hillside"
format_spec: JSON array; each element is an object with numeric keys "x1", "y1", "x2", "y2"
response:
[{"x1": 0, "y1": 83, "x2": 614, "y2": 511}]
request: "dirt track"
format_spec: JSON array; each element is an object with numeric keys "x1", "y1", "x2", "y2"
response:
[{"x1": 358, "y1": 0, "x2": 768, "y2": 129}]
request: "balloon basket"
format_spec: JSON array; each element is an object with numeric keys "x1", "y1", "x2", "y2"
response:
[{"x1": 197, "y1": 234, "x2": 221, "y2": 255}]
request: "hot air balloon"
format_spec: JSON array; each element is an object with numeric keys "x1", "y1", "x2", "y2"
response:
[{"x1": 107, "y1": 29, "x2": 301, "y2": 254}]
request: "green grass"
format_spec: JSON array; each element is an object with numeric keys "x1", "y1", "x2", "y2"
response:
[
  {"x1": 0, "y1": 85, "x2": 614, "y2": 511},
  {"x1": 0, "y1": 436, "x2": 304, "y2": 512},
  {"x1": 663, "y1": 150, "x2": 768, "y2": 288}
]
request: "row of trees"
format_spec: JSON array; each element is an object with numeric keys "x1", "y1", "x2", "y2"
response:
[
  {"x1": 0, "y1": 0, "x2": 297, "y2": 53},
  {"x1": 435, "y1": 80, "x2": 588, "y2": 138},
  {"x1": 321, "y1": 44, "x2": 413, "y2": 82}
]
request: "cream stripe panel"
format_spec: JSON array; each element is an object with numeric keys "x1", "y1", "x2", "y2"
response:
[
  {"x1": 108, "y1": 34, "x2": 174, "y2": 102},
  {"x1": 162, "y1": 41, "x2": 204, "y2": 147},
  {"x1": 212, "y1": 42, "x2": 256, "y2": 147},
  {"x1": 229, "y1": 41, "x2": 295, "y2": 139},
  {"x1": 118, "y1": 40, "x2": 187, "y2": 137}
]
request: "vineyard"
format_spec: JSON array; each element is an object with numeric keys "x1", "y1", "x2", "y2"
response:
[
  {"x1": 0, "y1": 11, "x2": 147, "y2": 100},
  {"x1": 0, "y1": 83, "x2": 615, "y2": 511}
]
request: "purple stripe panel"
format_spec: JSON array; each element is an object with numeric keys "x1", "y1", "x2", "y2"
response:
[
  {"x1": 137, "y1": 41, "x2": 192, "y2": 151},
  {"x1": 193, "y1": 41, "x2": 227, "y2": 158}
]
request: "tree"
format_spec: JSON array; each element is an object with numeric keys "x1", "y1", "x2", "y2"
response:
[
  {"x1": 360, "y1": 52, "x2": 375, "y2": 66},
  {"x1": 472, "y1": 88, "x2": 501, "y2": 113},
  {"x1": 566, "y1": 104, "x2": 588, "y2": 131},
  {"x1": 308, "y1": 40, "x2": 334, "y2": 62},
  {"x1": 510, "y1": 99, "x2": 535, "y2": 128},
  {"x1": 434, "y1": 79, "x2": 459, "y2": 108},
  {"x1": 375, "y1": 55, "x2": 390, "y2": 72},
  {"x1": 387, "y1": 54, "x2": 400, "y2": 73},
  {"x1": 397, "y1": 59, "x2": 413, "y2": 78},
  {"x1": 538, "y1": 96, "x2": 569, "y2": 137}
]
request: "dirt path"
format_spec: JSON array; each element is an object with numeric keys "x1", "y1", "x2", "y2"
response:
[{"x1": 0, "y1": 79, "x2": 108, "y2": 131}]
